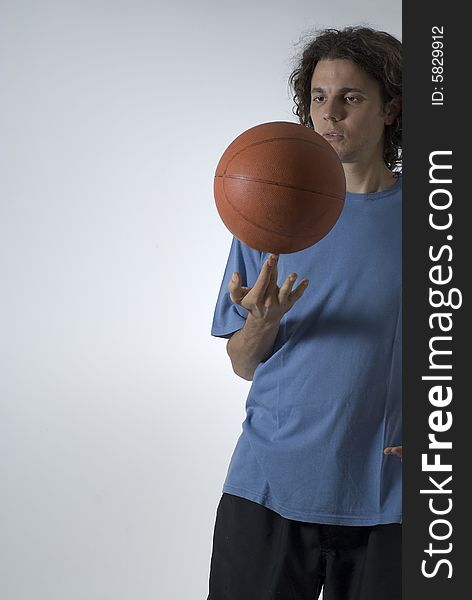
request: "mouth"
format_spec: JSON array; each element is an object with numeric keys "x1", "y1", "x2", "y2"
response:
[{"x1": 323, "y1": 131, "x2": 344, "y2": 141}]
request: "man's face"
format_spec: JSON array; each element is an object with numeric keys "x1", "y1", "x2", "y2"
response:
[{"x1": 310, "y1": 58, "x2": 396, "y2": 164}]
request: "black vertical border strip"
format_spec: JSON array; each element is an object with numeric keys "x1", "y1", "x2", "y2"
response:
[{"x1": 403, "y1": 2, "x2": 468, "y2": 599}]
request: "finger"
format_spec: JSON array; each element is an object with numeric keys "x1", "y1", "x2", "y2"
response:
[
  {"x1": 227, "y1": 272, "x2": 246, "y2": 304},
  {"x1": 288, "y1": 278, "x2": 309, "y2": 303},
  {"x1": 279, "y1": 272, "x2": 298, "y2": 302},
  {"x1": 267, "y1": 254, "x2": 280, "y2": 301},
  {"x1": 384, "y1": 446, "x2": 402, "y2": 458},
  {"x1": 250, "y1": 255, "x2": 275, "y2": 299},
  {"x1": 269, "y1": 254, "x2": 279, "y2": 286}
]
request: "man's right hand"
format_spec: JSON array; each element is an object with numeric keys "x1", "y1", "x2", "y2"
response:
[
  {"x1": 224, "y1": 254, "x2": 309, "y2": 380},
  {"x1": 227, "y1": 254, "x2": 309, "y2": 324}
]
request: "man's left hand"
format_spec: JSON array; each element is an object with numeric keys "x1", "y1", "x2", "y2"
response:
[{"x1": 384, "y1": 446, "x2": 402, "y2": 461}]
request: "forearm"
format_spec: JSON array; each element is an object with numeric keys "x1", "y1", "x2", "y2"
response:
[{"x1": 226, "y1": 313, "x2": 281, "y2": 381}]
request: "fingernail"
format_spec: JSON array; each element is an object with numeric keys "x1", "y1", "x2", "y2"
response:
[{"x1": 231, "y1": 273, "x2": 237, "y2": 281}]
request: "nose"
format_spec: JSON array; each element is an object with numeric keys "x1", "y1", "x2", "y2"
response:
[{"x1": 323, "y1": 99, "x2": 343, "y2": 122}]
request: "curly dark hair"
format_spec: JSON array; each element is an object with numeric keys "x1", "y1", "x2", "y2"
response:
[{"x1": 289, "y1": 26, "x2": 402, "y2": 172}]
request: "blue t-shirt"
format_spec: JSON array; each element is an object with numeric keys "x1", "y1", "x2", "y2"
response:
[{"x1": 211, "y1": 176, "x2": 402, "y2": 526}]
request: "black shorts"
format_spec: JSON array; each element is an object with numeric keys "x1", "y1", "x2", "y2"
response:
[{"x1": 207, "y1": 493, "x2": 401, "y2": 600}]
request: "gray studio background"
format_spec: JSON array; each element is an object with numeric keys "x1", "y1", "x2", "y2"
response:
[{"x1": 0, "y1": 1, "x2": 400, "y2": 598}]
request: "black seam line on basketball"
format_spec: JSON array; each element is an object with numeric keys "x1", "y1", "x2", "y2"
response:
[
  {"x1": 220, "y1": 180, "x2": 341, "y2": 239},
  {"x1": 220, "y1": 135, "x2": 337, "y2": 175},
  {"x1": 216, "y1": 174, "x2": 343, "y2": 202}
]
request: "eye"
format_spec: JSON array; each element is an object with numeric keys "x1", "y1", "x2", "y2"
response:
[
  {"x1": 311, "y1": 96, "x2": 325, "y2": 103},
  {"x1": 345, "y1": 96, "x2": 361, "y2": 103}
]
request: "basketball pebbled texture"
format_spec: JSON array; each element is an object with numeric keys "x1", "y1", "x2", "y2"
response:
[{"x1": 214, "y1": 121, "x2": 346, "y2": 254}]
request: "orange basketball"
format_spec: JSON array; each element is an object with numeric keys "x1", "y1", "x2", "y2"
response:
[{"x1": 214, "y1": 121, "x2": 346, "y2": 254}]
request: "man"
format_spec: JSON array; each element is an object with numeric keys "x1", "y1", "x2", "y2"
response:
[{"x1": 207, "y1": 26, "x2": 402, "y2": 600}]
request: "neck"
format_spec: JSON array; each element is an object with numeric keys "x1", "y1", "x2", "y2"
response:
[{"x1": 343, "y1": 159, "x2": 398, "y2": 194}]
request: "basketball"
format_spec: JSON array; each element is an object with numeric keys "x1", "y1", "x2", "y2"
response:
[{"x1": 214, "y1": 121, "x2": 346, "y2": 254}]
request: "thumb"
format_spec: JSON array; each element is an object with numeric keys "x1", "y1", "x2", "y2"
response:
[{"x1": 228, "y1": 272, "x2": 244, "y2": 304}]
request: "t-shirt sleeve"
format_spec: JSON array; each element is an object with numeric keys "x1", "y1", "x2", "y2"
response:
[{"x1": 211, "y1": 237, "x2": 264, "y2": 339}]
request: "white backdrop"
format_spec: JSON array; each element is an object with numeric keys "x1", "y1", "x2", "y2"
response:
[{"x1": 0, "y1": 1, "x2": 400, "y2": 598}]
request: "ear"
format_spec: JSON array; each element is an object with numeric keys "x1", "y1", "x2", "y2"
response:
[{"x1": 383, "y1": 97, "x2": 401, "y2": 126}]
